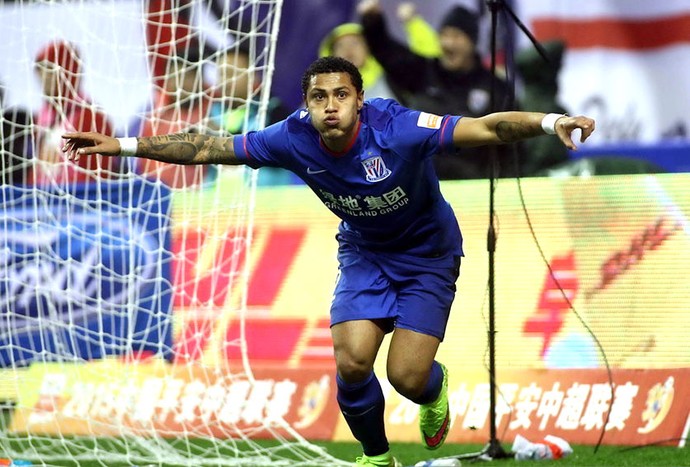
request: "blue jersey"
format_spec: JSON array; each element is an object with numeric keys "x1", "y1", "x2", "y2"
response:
[{"x1": 232, "y1": 98, "x2": 463, "y2": 257}]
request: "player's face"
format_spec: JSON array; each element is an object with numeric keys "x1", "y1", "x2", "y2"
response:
[{"x1": 305, "y1": 72, "x2": 363, "y2": 152}]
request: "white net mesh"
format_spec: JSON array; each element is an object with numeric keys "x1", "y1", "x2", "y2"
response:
[{"x1": 0, "y1": 0, "x2": 344, "y2": 465}]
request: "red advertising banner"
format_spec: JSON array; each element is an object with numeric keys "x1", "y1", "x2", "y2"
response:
[
  {"x1": 10, "y1": 362, "x2": 341, "y2": 442},
  {"x1": 10, "y1": 364, "x2": 689, "y2": 448},
  {"x1": 379, "y1": 368, "x2": 690, "y2": 447}
]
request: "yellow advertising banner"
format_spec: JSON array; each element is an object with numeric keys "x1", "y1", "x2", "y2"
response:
[{"x1": 168, "y1": 173, "x2": 690, "y2": 373}]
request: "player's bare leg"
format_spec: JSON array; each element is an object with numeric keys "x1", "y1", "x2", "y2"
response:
[
  {"x1": 332, "y1": 319, "x2": 385, "y2": 383},
  {"x1": 388, "y1": 328, "x2": 450, "y2": 450},
  {"x1": 386, "y1": 328, "x2": 440, "y2": 399}
]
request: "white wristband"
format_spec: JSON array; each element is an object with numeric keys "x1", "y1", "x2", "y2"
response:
[
  {"x1": 117, "y1": 137, "x2": 138, "y2": 157},
  {"x1": 541, "y1": 113, "x2": 566, "y2": 135}
]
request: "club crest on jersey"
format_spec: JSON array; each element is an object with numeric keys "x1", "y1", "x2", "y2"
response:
[{"x1": 361, "y1": 155, "x2": 391, "y2": 182}]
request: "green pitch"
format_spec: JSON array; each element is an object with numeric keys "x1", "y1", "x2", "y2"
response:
[
  {"x1": 0, "y1": 438, "x2": 686, "y2": 466},
  {"x1": 320, "y1": 441, "x2": 688, "y2": 467}
]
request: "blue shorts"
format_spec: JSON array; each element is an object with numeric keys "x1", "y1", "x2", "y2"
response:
[{"x1": 330, "y1": 242, "x2": 461, "y2": 341}]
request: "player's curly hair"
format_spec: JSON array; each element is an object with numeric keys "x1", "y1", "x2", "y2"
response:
[{"x1": 301, "y1": 56, "x2": 363, "y2": 97}]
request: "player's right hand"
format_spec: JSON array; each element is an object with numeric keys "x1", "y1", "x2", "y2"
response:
[{"x1": 62, "y1": 132, "x2": 120, "y2": 162}]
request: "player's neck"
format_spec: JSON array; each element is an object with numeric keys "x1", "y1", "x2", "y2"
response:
[{"x1": 320, "y1": 121, "x2": 361, "y2": 155}]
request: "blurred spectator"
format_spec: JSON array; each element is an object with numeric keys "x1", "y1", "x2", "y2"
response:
[
  {"x1": 515, "y1": 40, "x2": 570, "y2": 176},
  {"x1": 395, "y1": 2, "x2": 442, "y2": 58},
  {"x1": 319, "y1": 2, "x2": 440, "y2": 104},
  {"x1": 33, "y1": 40, "x2": 119, "y2": 186},
  {"x1": 359, "y1": 1, "x2": 515, "y2": 180},
  {"x1": 210, "y1": 42, "x2": 290, "y2": 134},
  {"x1": 1, "y1": 85, "x2": 32, "y2": 185},
  {"x1": 320, "y1": 23, "x2": 399, "y2": 101},
  {"x1": 209, "y1": 41, "x2": 296, "y2": 186},
  {"x1": 136, "y1": 44, "x2": 214, "y2": 188}
]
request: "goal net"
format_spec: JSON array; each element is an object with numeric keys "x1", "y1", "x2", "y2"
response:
[{"x1": 0, "y1": 1, "x2": 343, "y2": 465}]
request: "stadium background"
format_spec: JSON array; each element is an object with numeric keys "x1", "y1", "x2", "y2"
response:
[{"x1": 0, "y1": 0, "x2": 689, "y2": 459}]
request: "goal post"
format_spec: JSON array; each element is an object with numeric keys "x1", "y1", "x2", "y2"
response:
[{"x1": 0, "y1": 1, "x2": 345, "y2": 465}]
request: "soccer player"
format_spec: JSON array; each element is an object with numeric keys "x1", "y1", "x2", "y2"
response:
[{"x1": 62, "y1": 57, "x2": 594, "y2": 467}]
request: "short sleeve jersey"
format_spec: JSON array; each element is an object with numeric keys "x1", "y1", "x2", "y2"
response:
[{"x1": 233, "y1": 98, "x2": 463, "y2": 257}]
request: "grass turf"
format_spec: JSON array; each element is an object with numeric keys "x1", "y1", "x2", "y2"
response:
[
  {"x1": 319, "y1": 441, "x2": 689, "y2": 466},
  {"x1": 0, "y1": 438, "x2": 687, "y2": 466}
]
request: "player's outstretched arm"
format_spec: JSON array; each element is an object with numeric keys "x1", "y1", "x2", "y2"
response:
[
  {"x1": 62, "y1": 132, "x2": 241, "y2": 165},
  {"x1": 452, "y1": 112, "x2": 595, "y2": 150}
]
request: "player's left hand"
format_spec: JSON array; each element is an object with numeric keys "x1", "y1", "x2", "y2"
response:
[{"x1": 554, "y1": 115, "x2": 595, "y2": 150}]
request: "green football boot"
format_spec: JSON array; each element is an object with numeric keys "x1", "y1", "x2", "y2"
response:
[
  {"x1": 419, "y1": 363, "x2": 450, "y2": 450},
  {"x1": 354, "y1": 451, "x2": 402, "y2": 466}
]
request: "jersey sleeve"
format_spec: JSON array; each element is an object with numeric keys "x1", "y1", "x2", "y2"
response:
[
  {"x1": 374, "y1": 99, "x2": 460, "y2": 160},
  {"x1": 232, "y1": 119, "x2": 291, "y2": 169}
]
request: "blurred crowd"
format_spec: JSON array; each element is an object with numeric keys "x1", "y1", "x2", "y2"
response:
[{"x1": 0, "y1": 0, "x2": 666, "y2": 190}]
